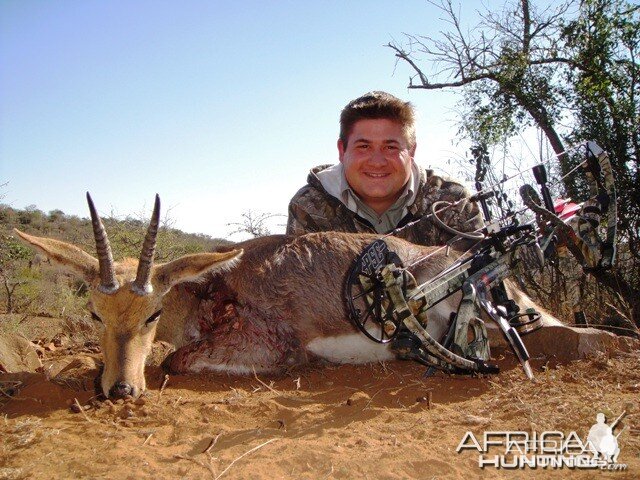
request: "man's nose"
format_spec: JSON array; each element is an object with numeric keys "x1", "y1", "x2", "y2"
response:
[{"x1": 368, "y1": 148, "x2": 387, "y2": 165}]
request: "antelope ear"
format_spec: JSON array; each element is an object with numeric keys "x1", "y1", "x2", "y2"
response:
[
  {"x1": 152, "y1": 249, "x2": 243, "y2": 293},
  {"x1": 13, "y1": 228, "x2": 99, "y2": 283}
]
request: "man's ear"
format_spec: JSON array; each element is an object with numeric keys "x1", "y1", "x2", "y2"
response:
[
  {"x1": 409, "y1": 143, "x2": 417, "y2": 159},
  {"x1": 13, "y1": 228, "x2": 99, "y2": 284},
  {"x1": 337, "y1": 138, "x2": 345, "y2": 163},
  {"x1": 152, "y1": 249, "x2": 243, "y2": 293}
]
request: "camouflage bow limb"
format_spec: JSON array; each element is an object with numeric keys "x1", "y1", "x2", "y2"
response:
[
  {"x1": 519, "y1": 141, "x2": 617, "y2": 271},
  {"x1": 583, "y1": 141, "x2": 617, "y2": 270}
]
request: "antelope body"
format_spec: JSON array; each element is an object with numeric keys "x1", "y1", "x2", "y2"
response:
[
  {"x1": 14, "y1": 195, "x2": 467, "y2": 398},
  {"x1": 158, "y1": 232, "x2": 461, "y2": 376},
  {"x1": 16, "y1": 194, "x2": 569, "y2": 399}
]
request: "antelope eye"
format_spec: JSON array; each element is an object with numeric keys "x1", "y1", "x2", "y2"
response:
[
  {"x1": 91, "y1": 312, "x2": 103, "y2": 323},
  {"x1": 146, "y1": 310, "x2": 162, "y2": 325}
]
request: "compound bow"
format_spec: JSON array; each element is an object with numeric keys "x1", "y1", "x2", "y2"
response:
[{"x1": 344, "y1": 141, "x2": 617, "y2": 380}]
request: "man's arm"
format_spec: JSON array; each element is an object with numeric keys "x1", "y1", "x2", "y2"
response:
[
  {"x1": 286, "y1": 184, "x2": 370, "y2": 236},
  {"x1": 286, "y1": 198, "x2": 319, "y2": 236}
]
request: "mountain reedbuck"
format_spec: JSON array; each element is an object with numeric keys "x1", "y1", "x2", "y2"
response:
[{"x1": 15, "y1": 195, "x2": 614, "y2": 399}]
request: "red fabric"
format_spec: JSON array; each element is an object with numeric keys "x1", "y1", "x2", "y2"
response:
[{"x1": 554, "y1": 198, "x2": 581, "y2": 222}]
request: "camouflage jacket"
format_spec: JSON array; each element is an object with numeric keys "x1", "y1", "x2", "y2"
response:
[{"x1": 286, "y1": 164, "x2": 484, "y2": 250}]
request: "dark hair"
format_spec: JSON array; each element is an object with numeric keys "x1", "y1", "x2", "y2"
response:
[{"x1": 339, "y1": 91, "x2": 416, "y2": 147}]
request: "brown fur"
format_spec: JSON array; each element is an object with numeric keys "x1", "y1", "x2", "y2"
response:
[
  {"x1": 159, "y1": 233, "x2": 461, "y2": 376},
  {"x1": 16, "y1": 227, "x2": 607, "y2": 399}
]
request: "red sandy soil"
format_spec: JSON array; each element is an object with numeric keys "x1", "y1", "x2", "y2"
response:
[{"x1": 1, "y1": 322, "x2": 639, "y2": 480}]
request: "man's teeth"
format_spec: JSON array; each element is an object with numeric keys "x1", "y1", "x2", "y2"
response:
[{"x1": 365, "y1": 173, "x2": 388, "y2": 177}]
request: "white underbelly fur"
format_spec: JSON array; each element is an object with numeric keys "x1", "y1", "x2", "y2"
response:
[{"x1": 306, "y1": 333, "x2": 395, "y2": 364}]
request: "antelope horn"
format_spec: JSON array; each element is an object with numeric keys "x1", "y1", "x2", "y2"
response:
[
  {"x1": 131, "y1": 194, "x2": 160, "y2": 295},
  {"x1": 86, "y1": 192, "x2": 119, "y2": 294}
]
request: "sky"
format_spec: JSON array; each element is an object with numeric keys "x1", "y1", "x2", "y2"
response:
[{"x1": 1, "y1": 0, "x2": 482, "y2": 239}]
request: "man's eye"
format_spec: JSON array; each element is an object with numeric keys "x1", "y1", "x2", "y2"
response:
[
  {"x1": 91, "y1": 312, "x2": 103, "y2": 323},
  {"x1": 145, "y1": 310, "x2": 162, "y2": 325}
]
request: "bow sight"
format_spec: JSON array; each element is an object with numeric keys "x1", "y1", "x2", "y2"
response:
[{"x1": 344, "y1": 141, "x2": 617, "y2": 380}]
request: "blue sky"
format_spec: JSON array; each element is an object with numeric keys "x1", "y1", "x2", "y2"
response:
[{"x1": 1, "y1": 1, "x2": 477, "y2": 238}]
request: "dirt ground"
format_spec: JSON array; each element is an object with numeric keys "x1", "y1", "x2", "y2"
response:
[{"x1": 1, "y1": 315, "x2": 639, "y2": 480}]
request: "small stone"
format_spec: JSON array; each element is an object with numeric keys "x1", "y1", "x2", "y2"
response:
[
  {"x1": 346, "y1": 391, "x2": 370, "y2": 407},
  {"x1": 120, "y1": 406, "x2": 135, "y2": 419},
  {"x1": 462, "y1": 414, "x2": 491, "y2": 426},
  {"x1": 70, "y1": 403, "x2": 82, "y2": 414},
  {"x1": 134, "y1": 397, "x2": 146, "y2": 406}
]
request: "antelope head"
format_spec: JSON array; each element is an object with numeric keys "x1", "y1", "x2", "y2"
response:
[{"x1": 14, "y1": 193, "x2": 243, "y2": 399}]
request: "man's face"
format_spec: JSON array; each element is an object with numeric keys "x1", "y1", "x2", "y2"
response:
[{"x1": 338, "y1": 118, "x2": 415, "y2": 215}]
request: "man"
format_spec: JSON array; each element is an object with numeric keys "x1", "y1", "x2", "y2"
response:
[{"x1": 287, "y1": 91, "x2": 483, "y2": 249}]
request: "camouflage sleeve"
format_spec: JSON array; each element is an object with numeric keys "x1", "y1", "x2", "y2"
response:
[
  {"x1": 286, "y1": 186, "x2": 324, "y2": 235},
  {"x1": 286, "y1": 200, "x2": 317, "y2": 235},
  {"x1": 394, "y1": 177, "x2": 484, "y2": 250}
]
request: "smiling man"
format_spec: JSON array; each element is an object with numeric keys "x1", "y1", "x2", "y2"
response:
[{"x1": 286, "y1": 91, "x2": 483, "y2": 248}]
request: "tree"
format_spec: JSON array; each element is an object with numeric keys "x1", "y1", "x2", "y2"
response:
[
  {"x1": 389, "y1": 0, "x2": 639, "y2": 324},
  {"x1": 227, "y1": 211, "x2": 286, "y2": 238},
  {"x1": 0, "y1": 233, "x2": 32, "y2": 313},
  {"x1": 389, "y1": 0, "x2": 574, "y2": 159},
  {"x1": 561, "y1": 0, "x2": 640, "y2": 286}
]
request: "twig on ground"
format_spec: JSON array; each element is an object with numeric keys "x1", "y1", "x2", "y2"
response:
[
  {"x1": 214, "y1": 438, "x2": 277, "y2": 480},
  {"x1": 73, "y1": 398, "x2": 95, "y2": 423},
  {"x1": 158, "y1": 374, "x2": 170, "y2": 399},
  {"x1": 364, "y1": 386, "x2": 396, "y2": 410},
  {"x1": 488, "y1": 380, "x2": 505, "y2": 391},
  {"x1": 174, "y1": 454, "x2": 214, "y2": 476},
  {"x1": 252, "y1": 366, "x2": 279, "y2": 394},
  {"x1": 204, "y1": 433, "x2": 222, "y2": 455},
  {"x1": 142, "y1": 433, "x2": 153, "y2": 445}
]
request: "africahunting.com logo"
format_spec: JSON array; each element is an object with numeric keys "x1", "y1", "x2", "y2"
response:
[{"x1": 457, "y1": 411, "x2": 628, "y2": 471}]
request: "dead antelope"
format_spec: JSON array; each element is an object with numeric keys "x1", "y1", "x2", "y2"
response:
[
  {"x1": 15, "y1": 195, "x2": 616, "y2": 399},
  {"x1": 15, "y1": 195, "x2": 242, "y2": 398}
]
